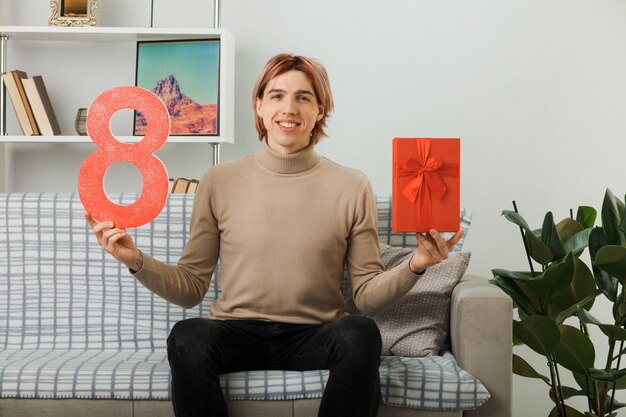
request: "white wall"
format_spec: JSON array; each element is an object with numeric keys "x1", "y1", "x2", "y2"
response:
[{"x1": 5, "y1": 1, "x2": 626, "y2": 415}]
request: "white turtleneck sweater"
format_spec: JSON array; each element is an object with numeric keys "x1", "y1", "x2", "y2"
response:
[{"x1": 134, "y1": 141, "x2": 421, "y2": 324}]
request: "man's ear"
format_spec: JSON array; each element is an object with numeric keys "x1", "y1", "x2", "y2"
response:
[{"x1": 256, "y1": 98, "x2": 263, "y2": 118}]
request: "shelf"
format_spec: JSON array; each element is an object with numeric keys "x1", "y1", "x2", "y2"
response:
[
  {"x1": 0, "y1": 26, "x2": 229, "y2": 42},
  {"x1": 0, "y1": 26, "x2": 235, "y2": 144},
  {"x1": 0, "y1": 135, "x2": 225, "y2": 143}
]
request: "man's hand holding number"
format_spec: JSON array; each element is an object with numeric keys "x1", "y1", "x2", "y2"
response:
[
  {"x1": 409, "y1": 229, "x2": 464, "y2": 275},
  {"x1": 85, "y1": 211, "x2": 142, "y2": 272}
]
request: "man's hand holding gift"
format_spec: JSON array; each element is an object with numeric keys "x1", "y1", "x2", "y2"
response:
[{"x1": 408, "y1": 229, "x2": 464, "y2": 275}]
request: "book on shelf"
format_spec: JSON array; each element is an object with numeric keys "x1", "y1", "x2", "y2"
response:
[
  {"x1": 75, "y1": 108, "x2": 88, "y2": 136},
  {"x1": 187, "y1": 179, "x2": 199, "y2": 193},
  {"x1": 170, "y1": 177, "x2": 199, "y2": 194},
  {"x1": 22, "y1": 76, "x2": 61, "y2": 136},
  {"x1": 171, "y1": 178, "x2": 191, "y2": 193},
  {"x1": 11, "y1": 70, "x2": 40, "y2": 135},
  {"x1": 1, "y1": 71, "x2": 37, "y2": 135}
]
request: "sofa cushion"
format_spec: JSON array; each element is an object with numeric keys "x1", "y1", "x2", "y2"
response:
[
  {"x1": 346, "y1": 246, "x2": 471, "y2": 357},
  {"x1": 0, "y1": 349, "x2": 489, "y2": 411},
  {"x1": 223, "y1": 354, "x2": 489, "y2": 411},
  {"x1": 376, "y1": 248, "x2": 471, "y2": 357},
  {"x1": 380, "y1": 353, "x2": 489, "y2": 411},
  {"x1": 0, "y1": 349, "x2": 170, "y2": 399}
]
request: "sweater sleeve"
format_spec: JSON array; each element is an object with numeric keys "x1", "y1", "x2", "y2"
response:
[
  {"x1": 347, "y1": 179, "x2": 422, "y2": 316},
  {"x1": 133, "y1": 169, "x2": 220, "y2": 308}
]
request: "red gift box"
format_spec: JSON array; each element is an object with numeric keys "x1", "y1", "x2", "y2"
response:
[{"x1": 392, "y1": 138, "x2": 460, "y2": 233}]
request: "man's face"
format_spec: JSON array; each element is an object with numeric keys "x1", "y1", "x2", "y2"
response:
[{"x1": 256, "y1": 70, "x2": 322, "y2": 155}]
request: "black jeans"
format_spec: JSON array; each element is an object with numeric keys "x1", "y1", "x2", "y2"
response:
[{"x1": 167, "y1": 315, "x2": 382, "y2": 417}]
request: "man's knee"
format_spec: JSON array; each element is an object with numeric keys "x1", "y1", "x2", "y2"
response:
[
  {"x1": 167, "y1": 318, "x2": 219, "y2": 367},
  {"x1": 332, "y1": 315, "x2": 382, "y2": 362},
  {"x1": 169, "y1": 318, "x2": 209, "y2": 347}
]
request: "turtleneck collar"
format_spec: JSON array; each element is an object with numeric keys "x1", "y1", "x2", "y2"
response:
[{"x1": 255, "y1": 139, "x2": 321, "y2": 174}]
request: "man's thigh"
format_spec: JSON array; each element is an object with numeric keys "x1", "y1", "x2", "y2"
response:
[
  {"x1": 169, "y1": 318, "x2": 275, "y2": 374},
  {"x1": 275, "y1": 315, "x2": 381, "y2": 371}
]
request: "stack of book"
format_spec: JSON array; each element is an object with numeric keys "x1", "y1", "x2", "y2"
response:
[
  {"x1": 1, "y1": 70, "x2": 61, "y2": 136},
  {"x1": 74, "y1": 108, "x2": 88, "y2": 136},
  {"x1": 170, "y1": 178, "x2": 199, "y2": 194}
]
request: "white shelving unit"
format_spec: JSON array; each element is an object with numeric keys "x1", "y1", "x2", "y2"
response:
[{"x1": 0, "y1": 26, "x2": 235, "y2": 144}]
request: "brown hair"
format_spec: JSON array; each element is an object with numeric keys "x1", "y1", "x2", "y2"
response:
[{"x1": 252, "y1": 54, "x2": 334, "y2": 144}]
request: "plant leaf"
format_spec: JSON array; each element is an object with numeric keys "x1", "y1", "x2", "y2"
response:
[
  {"x1": 557, "y1": 217, "x2": 584, "y2": 243},
  {"x1": 602, "y1": 189, "x2": 625, "y2": 246},
  {"x1": 595, "y1": 245, "x2": 626, "y2": 282},
  {"x1": 554, "y1": 324, "x2": 595, "y2": 375},
  {"x1": 614, "y1": 373, "x2": 626, "y2": 390},
  {"x1": 573, "y1": 371, "x2": 592, "y2": 393},
  {"x1": 588, "y1": 368, "x2": 626, "y2": 383},
  {"x1": 542, "y1": 212, "x2": 566, "y2": 261},
  {"x1": 563, "y1": 228, "x2": 593, "y2": 256},
  {"x1": 524, "y1": 231, "x2": 554, "y2": 266},
  {"x1": 620, "y1": 194, "x2": 626, "y2": 237},
  {"x1": 502, "y1": 210, "x2": 554, "y2": 265},
  {"x1": 577, "y1": 206, "x2": 597, "y2": 229},
  {"x1": 607, "y1": 397, "x2": 626, "y2": 410},
  {"x1": 559, "y1": 386, "x2": 585, "y2": 400},
  {"x1": 554, "y1": 289, "x2": 602, "y2": 326},
  {"x1": 526, "y1": 253, "x2": 575, "y2": 298},
  {"x1": 491, "y1": 269, "x2": 532, "y2": 282},
  {"x1": 502, "y1": 210, "x2": 532, "y2": 231},
  {"x1": 576, "y1": 306, "x2": 602, "y2": 326},
  {"x1": 490, "y1": 275, "x2": 540, "y2": 316},
  {"x1": 513, "y1": 316, "x2": 560, "y2": 356},
  {"x1": 548, "y1": 257, "x2": 598, "y2": 320},
  {"x1": 513, "y1": 354, "x2": 550, "y2": 384},
  {"x1": 549, "y1": 405, "x2": 586, "y2": 417},
  {"x1": 549, "y1": 386, "x2": 586, "y2": 406},
  {"x1": 576, "y1": 306, "x2": 626, "y2": 341},
  {"x1": 589, "y1": 227, "x2": 618, "y2": 301}
]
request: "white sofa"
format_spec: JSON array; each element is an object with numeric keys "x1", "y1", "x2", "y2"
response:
[{"x1": 0, "y1": 193, "x2": 512, "y2": 417}]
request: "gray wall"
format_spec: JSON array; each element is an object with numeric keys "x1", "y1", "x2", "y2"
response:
[{"x1": 4, "y1": 0, "x2": 626, "y2": 415}]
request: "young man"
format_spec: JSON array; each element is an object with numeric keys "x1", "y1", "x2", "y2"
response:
[{"x1": 86, "y1": 53, "x2": 463, "y2": 417}]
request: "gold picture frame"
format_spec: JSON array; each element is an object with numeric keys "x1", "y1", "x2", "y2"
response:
[{"x1": 49, "y1": 0, "x2": 98, "y2": 27}]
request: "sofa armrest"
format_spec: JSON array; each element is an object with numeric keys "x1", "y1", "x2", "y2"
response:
[{"x1": 450, "y1": 274, "x2": 512, "y2": 417}]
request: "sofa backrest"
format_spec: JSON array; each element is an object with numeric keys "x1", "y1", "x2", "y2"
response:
[
  {"x1": 0, "y1": 193, "x2": 204, "y2": 352},
  {"x1": 0, "y1": 193, "x2": 470, "y2": 352}
]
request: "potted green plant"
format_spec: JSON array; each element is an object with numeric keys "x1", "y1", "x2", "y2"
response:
[{"x1": 491, "y1": 189, "x2": 626, "y2": 417}]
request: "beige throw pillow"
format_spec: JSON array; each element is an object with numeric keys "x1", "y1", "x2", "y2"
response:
[{"x1": 372, "y1": 245, "x2": 471, "y2": 357}]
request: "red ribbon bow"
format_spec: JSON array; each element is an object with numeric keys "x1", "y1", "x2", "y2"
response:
[{"x1": 397, "y1": 138, "x2": 458, "y2": 230}]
